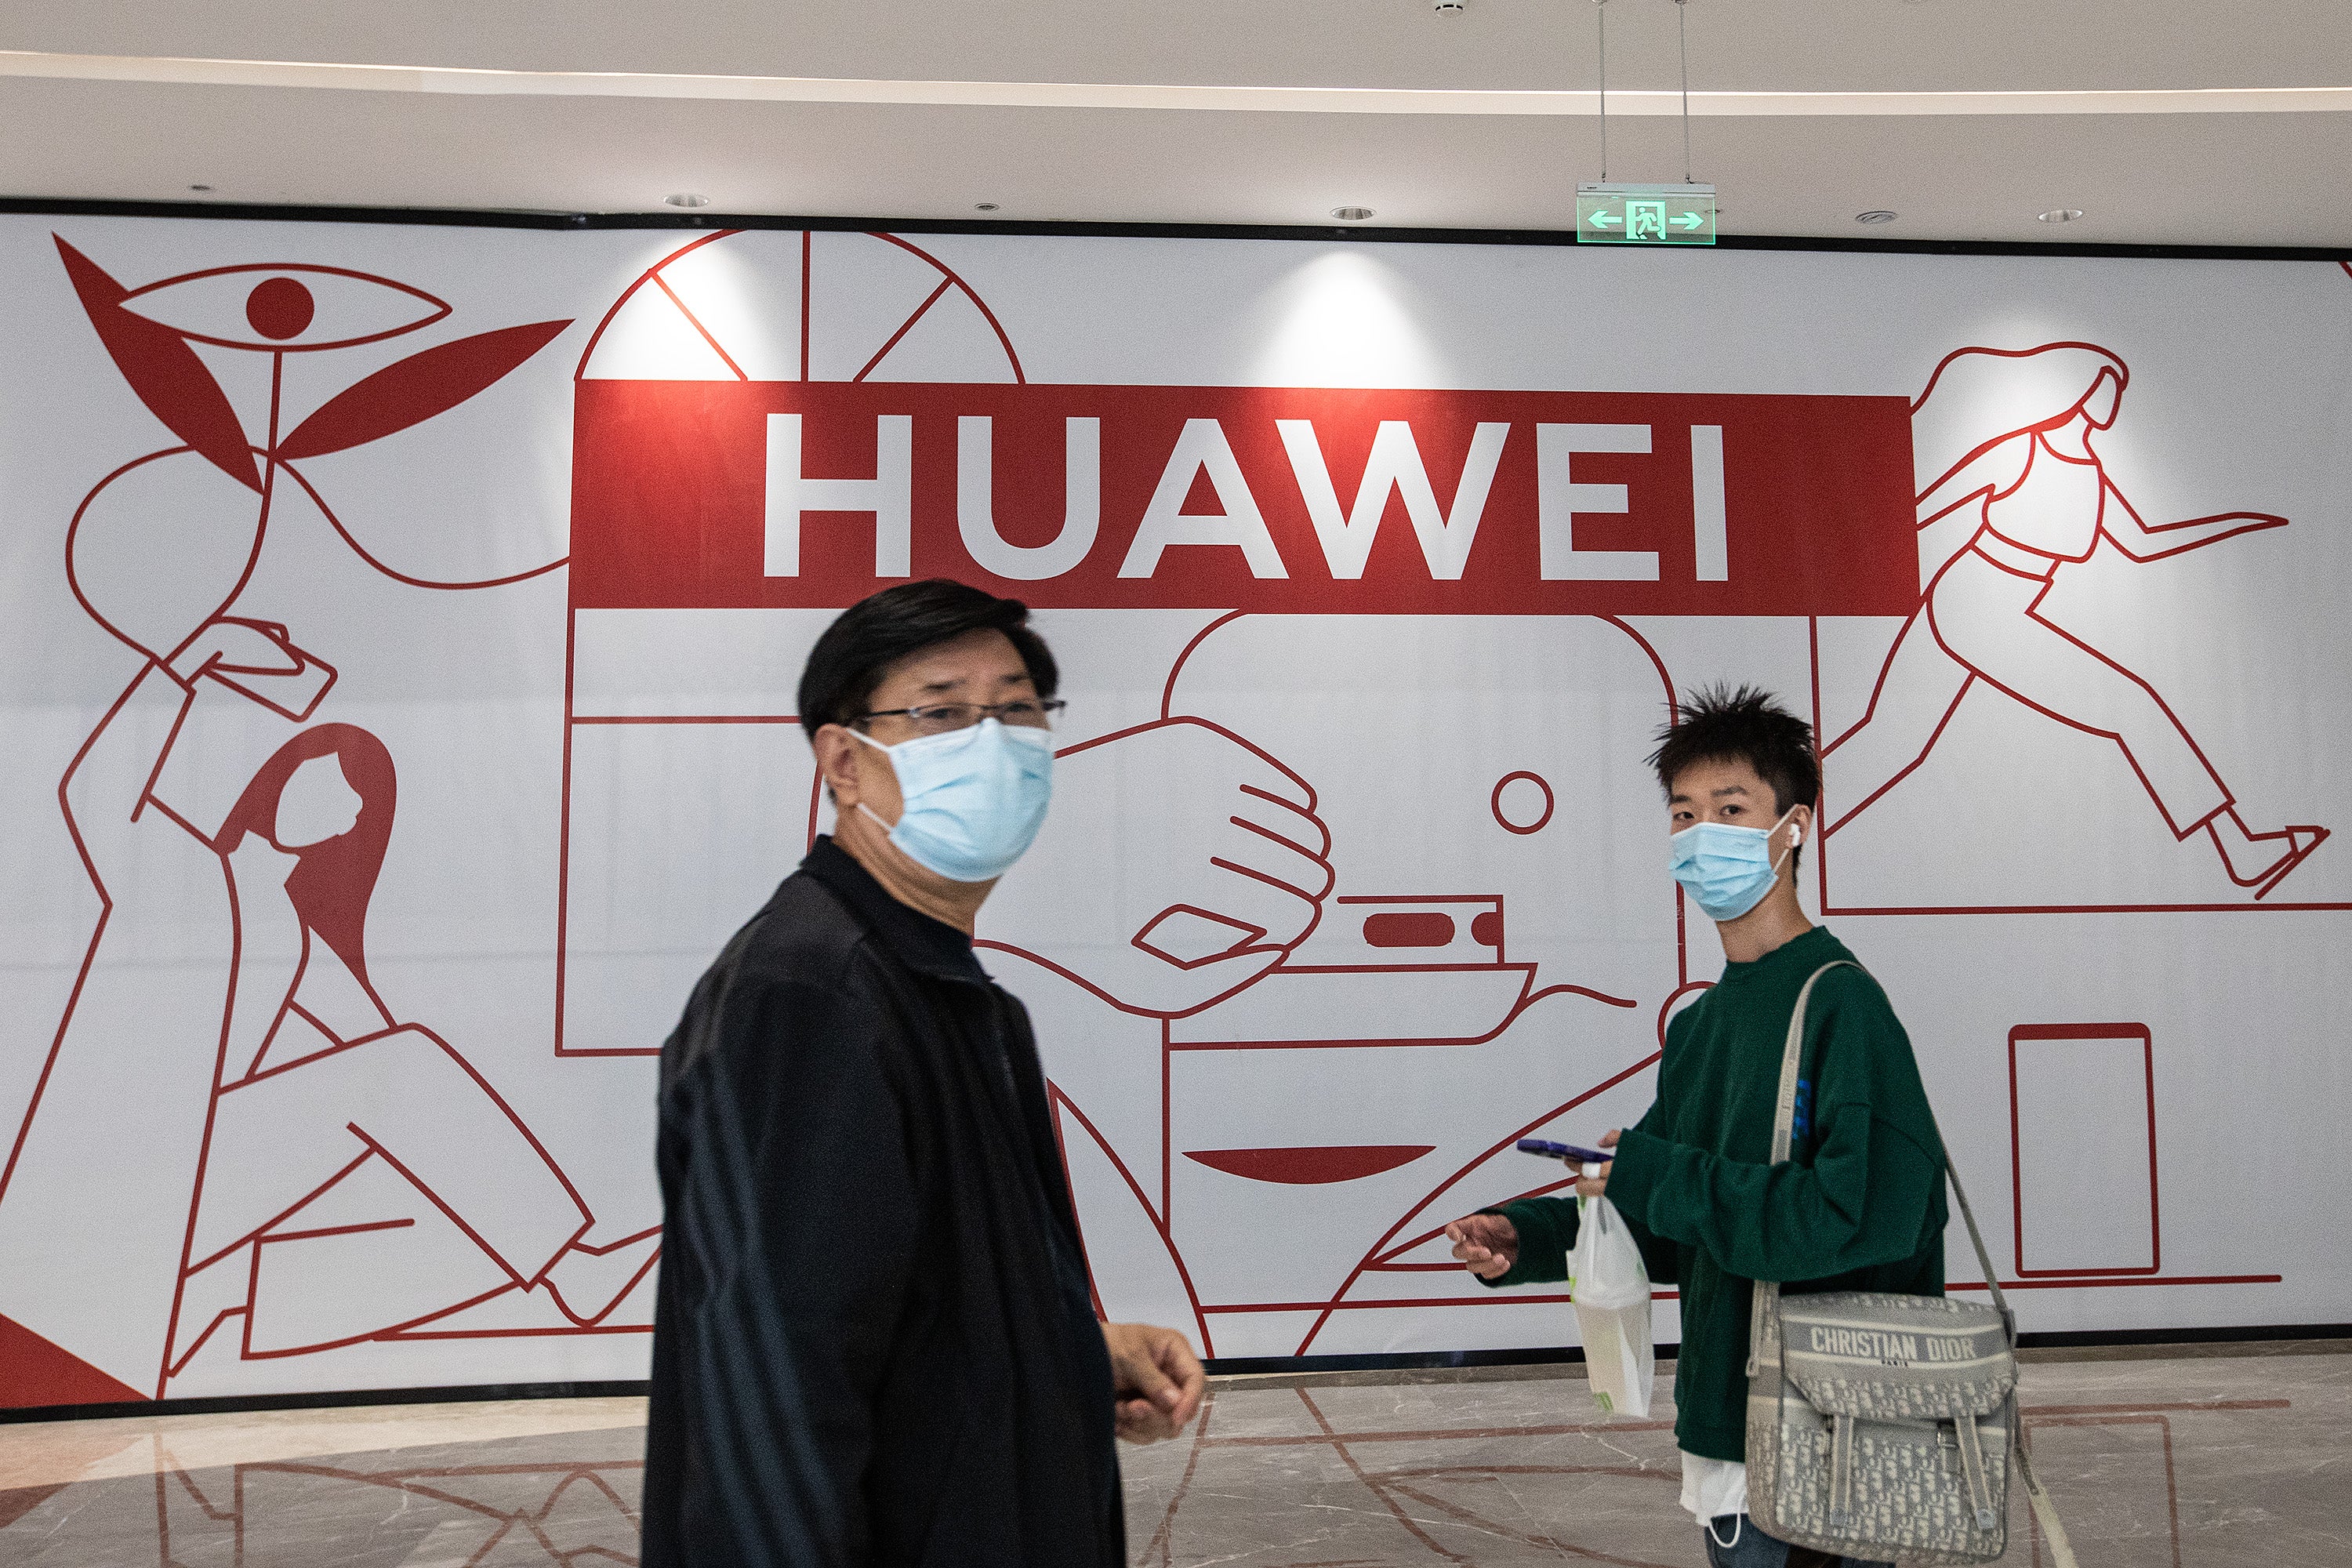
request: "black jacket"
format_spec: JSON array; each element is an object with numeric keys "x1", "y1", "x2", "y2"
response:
[{"x1": 641, "y1": 837, "x2": 1122, "y2": 1568}]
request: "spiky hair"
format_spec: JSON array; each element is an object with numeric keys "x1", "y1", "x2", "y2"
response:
[{"x1": 1648, "y1": 684, "x2": 1821, "y2": 849}]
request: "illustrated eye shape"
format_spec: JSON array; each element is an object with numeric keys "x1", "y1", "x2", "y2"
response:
[{"x1": 120, "y1": 263, "x2": 451, "y2": 350}]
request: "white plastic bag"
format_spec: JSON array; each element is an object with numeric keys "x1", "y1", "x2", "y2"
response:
[{"x1": 1568, "y1": 1195, "x2": 1655, "y2": 1417}]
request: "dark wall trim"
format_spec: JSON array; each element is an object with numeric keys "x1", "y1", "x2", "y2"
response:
[
  {"x1": 2, "y1": 197, "x2": 2347, "y2": 264},
  {"x1": 0, "y1": 1378, "x2": 652, "y2": 1427},
  {"x1": 5, "y1": 1323, "x2": 2344, "y2": 1423}
]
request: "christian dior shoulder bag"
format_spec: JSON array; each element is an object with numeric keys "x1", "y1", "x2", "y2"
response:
[{"x1": 1741, "y1": 961, "x2": 2078, "y2": 1567}]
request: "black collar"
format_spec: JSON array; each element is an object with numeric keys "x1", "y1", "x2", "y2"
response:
[{"x1": 801, "y1": 836, "x2": 993, "y2": 986}]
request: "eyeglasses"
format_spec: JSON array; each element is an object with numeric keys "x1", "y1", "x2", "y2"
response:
[{"x1": 851, "y1": 699, "x2": 1066, "y2": 736}]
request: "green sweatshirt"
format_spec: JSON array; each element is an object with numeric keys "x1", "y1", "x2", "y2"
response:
[{"x1": 1484, "y1": 925, "x2": 1947, "y2": 1461}]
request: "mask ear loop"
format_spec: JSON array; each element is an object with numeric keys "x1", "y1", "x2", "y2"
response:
[
  {"x1": 843, "y1": 726, "x2": 901, "y2": 833},
  {"x1": 1704, "y1": 1513, "x2": 1743, "y2": 1551}
]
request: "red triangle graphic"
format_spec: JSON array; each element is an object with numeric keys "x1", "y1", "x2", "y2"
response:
[
  {"x1": 1177, "y1": 466, "x2": 1225, "y2": 516},
  {"x1": 0, "y1": 1313, "x2": 147, "y2": 1410}
]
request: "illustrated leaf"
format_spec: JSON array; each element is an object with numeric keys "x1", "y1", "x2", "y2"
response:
[
  {"x1": 54, "y1": 236, "x2": 260, "y2": 492},
  {"x1": 274, "y1": 318, "x2": 572, "y2": 461}
]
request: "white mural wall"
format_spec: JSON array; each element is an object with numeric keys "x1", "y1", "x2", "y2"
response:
[{"x1": 0, "y1": 215, "x2": 2344, "y2": 1405}]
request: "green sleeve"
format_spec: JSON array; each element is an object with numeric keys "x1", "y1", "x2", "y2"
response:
[
  {"x1": 1478, "y1": 1094, "x2": 1676, "y2": 1290},
  {"x1": 1475, "y1": 1196, "x2": 1577, "y2": 1287},
  {"x1": 1605, "y1": 985, "x2": 1942, "y2": 1283},
  {"x1": 1616, "y1": 1095, "x2": 1681, "y2": 1283},
  {"x1": 1607, "y1": 1109, "x2": 1940, "y2": 1283}
]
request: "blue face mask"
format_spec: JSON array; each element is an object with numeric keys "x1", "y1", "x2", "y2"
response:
[
  {"x1": 1668, "y1": 807, "x2": 1800, "y2": 923},
  {"x1": 854, "y1": 718, "x2": 1054, "y2": 884}
]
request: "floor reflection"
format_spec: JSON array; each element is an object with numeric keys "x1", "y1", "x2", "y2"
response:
[
  {"x1": 0, "y1": 1351, "x2": 2341, "y2": 1568},
  {"x1": 2, "y1": 1440, "x2": 641, "y2": 1566}
]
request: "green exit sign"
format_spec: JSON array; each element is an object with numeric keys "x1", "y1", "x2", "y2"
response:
[{"x1": 1576, "y1": 183, "x2": 1717, "y2": 245}]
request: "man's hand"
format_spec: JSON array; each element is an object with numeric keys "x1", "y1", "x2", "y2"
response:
[
  {"x1": 1574, "y1": 1128, "x2": 1623, "y2": 1199},
  {"x1": 1102, "y1": 1321, "x2": 1206, "y2": 1444},
  {"x1": 1446, "y1": 1213, "x2": 1519, "y2": 1279}
]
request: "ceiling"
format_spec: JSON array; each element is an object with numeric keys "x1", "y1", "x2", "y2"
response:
[{"x1": 2, "y1": 0, "x2": 2348, "y2": 245}]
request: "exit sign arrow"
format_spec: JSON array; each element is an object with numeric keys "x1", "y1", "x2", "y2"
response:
[{"x1": 1575, "y1": 183, "x2": 1718, "y2": 246}]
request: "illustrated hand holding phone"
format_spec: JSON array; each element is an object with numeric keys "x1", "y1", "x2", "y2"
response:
[{"x1": 982, "y1": 717, "x2": 1333, "y2": 1016}]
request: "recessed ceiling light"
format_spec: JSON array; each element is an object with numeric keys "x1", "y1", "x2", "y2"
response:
[
  {"x1": 2038, "y1": 208, "x2": 2083, "y2": 223},
  {"x1": 1330, "y1": 206, "x2": 1377, "y2": 221},
  {"x1": 975, "y1": 202, "x2": 1000, "y2": 212},
  {"x1": 1856, "y1": 210, "x2": 1898, "y2": 225},
  {"x1": 664, "y1": 191, "x2": 710, "y2": 209}
]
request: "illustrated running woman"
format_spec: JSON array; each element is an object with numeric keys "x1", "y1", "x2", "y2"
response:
[
  {"x1": 0, "y1": 619, "x2": 653, "y2": 1396},
  {"x1": 1823, "y1": 341, "x2": 2326, "y2": 898}
]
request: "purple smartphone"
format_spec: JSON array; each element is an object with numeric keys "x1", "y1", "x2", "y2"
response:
[{"x1": 1515, "y1": 1138, "x2": 1613, "y2": 1165}]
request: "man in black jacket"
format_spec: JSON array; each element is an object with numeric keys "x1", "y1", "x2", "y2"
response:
[{"x1": 642, "y1": 580, "x2": 1206, "y2": 1568}]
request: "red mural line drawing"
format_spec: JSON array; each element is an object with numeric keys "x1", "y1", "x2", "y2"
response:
[
  {"x1": 1490, "y1": 769, "x2": 1555, "y2": 835},
  {"x1": 1183, "y1": 1145, "x2": 1437, "y2": 1185},
  {"x1": 1291, "y1": 1053, "x2": 1663, "y2": 1356},
  {"x1": 558, "y1": 245, "x2": 1690, "y2": 1358},
  {"x1": 1210, "y1": 1293, "x2": 1583, "y2": 1315},
  {"x1": 1158, "y1": 611, "x2": 1249, "y2": 721},
  {"x1": 1947, "y1": 1272, "x2": 2278, "y2": 1291},
  {"x1": 122, "y1": 261, "x2": 452, "y2": 352},
  {"x1": 978, "y1": 715, "x2": 1335, "y2": 1025},
  {"x1": 2009, "y1": 1023, "x2": 2160, "y2": 1278},
  {"x1": 1049, "y1": 1083, "x2": 1217, "y2": 1356},
  {"x1": 650, "y1": 270, "x2": 749, "y2": 382},
  {"x1": 866, "y1": 231, "x2": 1029, "y2": 384},
  {"x1": 853, "y1": 278, "x2": 956, "y2": 383},
  {"x1": 0, "y1": 240, "x2": 636, "y2": 1406},
  {"x1": 1820, "y1": 341, "x2": 2328, "y2": 905},
  {"x1": 555, "y1": 227, "x2": 1026, "y2": 1057},
  {"x1": 571, "y1": 229, "x2": 737, "y2": 380}
]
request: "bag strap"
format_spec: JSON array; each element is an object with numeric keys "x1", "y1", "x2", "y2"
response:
[
  {"x1": 1928, "y1": 1104, "x2": 2013, "y2": 1341},
  {"x1": 1744, "y1": 960, "x2": 1849, "y2": 1376},
  {"x1": 2017, "y1": 1439, "x2": 2082, "y2": 1568},
  {"x1": 1746, "y1": 960, "x2": 2011, "y2": 1374},
  {"x1": 1744, "y1": 958, "x2": 2076, "y2": 1565}
]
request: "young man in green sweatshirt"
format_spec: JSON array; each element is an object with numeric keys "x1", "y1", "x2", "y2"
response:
[{"x1": 1446, "y1": 686, "x2": 1948, "y2": 1568}]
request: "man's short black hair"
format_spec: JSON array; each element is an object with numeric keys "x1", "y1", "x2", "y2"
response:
[
  {"x1": 1648, "y1": 684, "x2": 1821, "y2": 870},
  {"x1": 797, "y1": 579, "x2": 1058, "y2": 739}
]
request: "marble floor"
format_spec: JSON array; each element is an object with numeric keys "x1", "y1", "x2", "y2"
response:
[{"x1": 0, "y1": 1348, "x2": 2343, "y2": 1566}]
